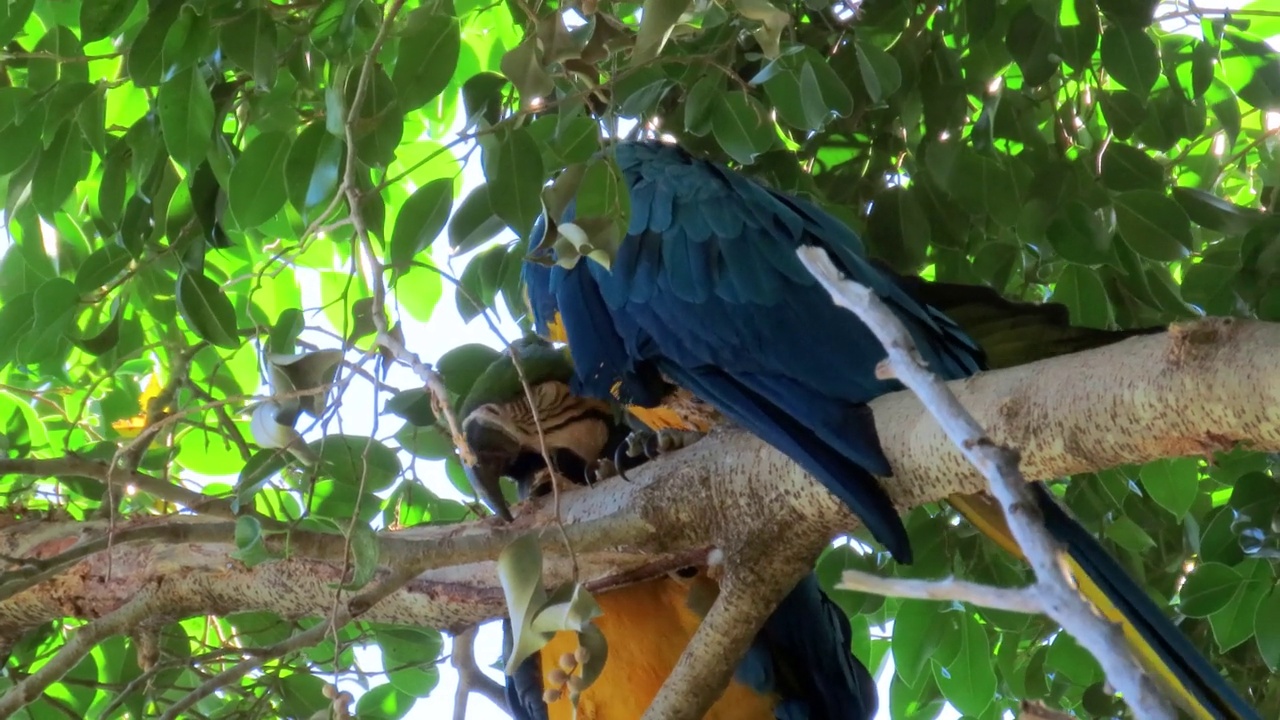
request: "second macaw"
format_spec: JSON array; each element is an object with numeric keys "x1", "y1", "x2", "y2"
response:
[
  {"x1": 504, "y1": 140, "x2": 1259, "y2": 720},
  {"x1": 458, "y1": 338, "x2": 877, "y2": 720}
]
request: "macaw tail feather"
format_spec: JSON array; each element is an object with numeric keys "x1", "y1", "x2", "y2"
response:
[
  {"x1": 888, "y1": 272, "x2": 1163, "y2": 371},
  {"x1": 949, "y1": 487, "x2": 1259, "y2": 720}
]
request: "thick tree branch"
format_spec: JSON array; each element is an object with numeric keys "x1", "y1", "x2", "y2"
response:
[
  {"x1": 798, "y1": 245, "x2": 1175, "y2": 719},
  {"x1": 1, "y1": 320, "x2": 1278, "y2": 716}
]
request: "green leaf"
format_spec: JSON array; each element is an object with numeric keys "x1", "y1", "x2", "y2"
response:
[
  {"x1": 231, "y1": 516, "x2": 274, "y2": 567},
  {"x1": 0, "y1": 93, "x2": 43, "y2": 175},
  {"x1": 29, "y1": 26, "x2": 87, "y2": 91},
  {"x1": 234, "y1": 449, "x2": 289, "y2": 511},
  {"x1": 498, "y1": 534, "x2": 554, "y2": 672},
  {"x1": 157, "y1": 66, "x2": 215, "y2": 172},
  {"x1": 220, "y1": 8, "x2": 278, "y2": 89},
  {"x1": 228, "y1": 131, "x2": 293, "y2": 229},
  {"x1": 1172, "y1": 187, "x2": 1261, "y2": 236},
  {"x1": 386, "y1": 389, "x2": 436, "y2": 427},
  {"x1": 891, "y1": 600, "x2": 952, "y2": 687},
  {"x1": 1208, "y1": 559, "x2": 1272, "y2": 652},
  {"x1": 75, "y1": 301, "x2": 124, "y2": 356},
  {"x1": 354, "y1": 684, "x2": 414, "y2": 720},
  {"x1": 126, "y1": 3, "x2": 179, "y2": 87},
  {"x1": 0, "y1": 0, "x2": 33, "y2": 47},
  {"x1": 1046, "y1": 201, "x2": 1114, "y2": 266},
  {"x1": 82, "y1": 0, "x2": 136, "y2": 43},
  {"x1": 1104, "y1": 514, "x2": 1157, "y2": 553},
  {"x1": 1112, "y1": 190, "x2": 1193, "y2": 261},
  {"x1": 1006, "y1": 6, "x2": 1061, "y2": 86},
  {"x1": 74, "y1": 245, "x2": 133, "y2": 293},
  {"x1": 499, "y1": 38, "x2": 554, "y2": 103},
  {"x1": 286, "y1": 122, "x2": 345, "y2": 217},
  {"x1": 0, "y1": 293, "x2": 35, "y2": 369},
  {"x1": 342, "y1": 65, "x2": 403, "y2": 168},
  {"x1": 376, "y1": 625, "x2": 443, "y2": 667},
  {"x1": 176, "y1": 271, "x2": 241, "y2": 349},
  {"x1": 456, "y1": 244, "x2": 506, "y2": 322},
  {"x1": 1050, "y1": 265, "x2": 1113, "y2": 329},
  {"x1": 389, "y1": 178, "x2": 453, "y2": 272},
  {"x1": 392, "y1": 11, "x2": 460, "y2": 110},
  {"x1": 683, "y1": 76, "x2": 719, "y2": 135},
  {"x1": 856, "y1": 40, "x2": 901, "y2": 104},
  {"x1": 1099, "y1": 90, "x2": 1148, "y2": 140},
  {"x1": 1137, "y1": 457, "x2": 1199, "y2": 520},
  {"x1": 1101, "y1": 27, "x2": 1160, "y2": 96},
  {"x1": 17, "y1": 278, "x2": 79, "y2": 366},
  {"x1": 711, "y1": 91, "x2": 774, "y2": 165},
  {"x1": 32, "y1": 123, "x2": 88, "y2": 219},
  {"x1": 1256, "y1": 587, "x2": 1280, "y2": 671},
  {"x1": 340, "y1": 523, "x2": 379, "y2": 591},
  {"x1": 1180, "y1": 562, "x2": 1241, "y2": 617},
  {"x1": 447, "y1": 184, "x2": 506, "y2": 254},
  {"x1": 1099, "y1": 142, "x2": 1164, "y2": 192},
  {"x1": 77, "y1": 83, "x2": 108, "y2": 157},
  {"x1": 161, "y1": 5, "x2": 211, "y2": 76},
  {"x1": 633, "y1": 0, "x2": 692, "y2": 64},
  {"x1": 486, "y1": 128, "x2": 545, "y2": 240},
  {"x1": 933, "y1": 612, "x2": 996, "y2": 717},
  {"x1": 438, "y1": 343, "x2": 502, "y2": 397},
  {"x1": 396, "y1": 424, "x2": 453, "y2": 460},
  {"x1": 1046, "y1": 632, "x2": 1102, "y2": 686},
  {"x1": 310, "y1": 435, "x2": 403, "y2": 492}
]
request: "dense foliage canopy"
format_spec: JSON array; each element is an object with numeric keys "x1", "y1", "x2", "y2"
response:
[{"x1": 0, "y1": 0, "x2": 1279, "y2": 717}]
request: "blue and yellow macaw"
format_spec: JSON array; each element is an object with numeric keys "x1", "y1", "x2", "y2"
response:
[
  {"x1": 458, "y1": 338, "x2": 877, "y2": 720},
  {"x1": 503, "y1": 140, "x2": 1260, "y2": 720}
]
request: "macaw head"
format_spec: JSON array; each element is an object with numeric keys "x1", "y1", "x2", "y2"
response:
[{"x1": 457, "y1": 337, "x2": 618, "y2": 519}]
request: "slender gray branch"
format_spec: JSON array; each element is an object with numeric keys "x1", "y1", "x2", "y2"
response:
[
  {"x1": 798, "y1": 245, "x2": 1176, "y2": 719},
  {"x1": 451, "y1": 625, "x2": 507, "y2": 720},
  {"x1": 837, "y1": 570, "x2": 1044, "y2": 614}
]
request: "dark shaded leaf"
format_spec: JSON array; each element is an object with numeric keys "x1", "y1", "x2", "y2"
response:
[
  {"x1": 486, "y1": 128, "x2": 544, "y2": 240},
  {"x1": 286, "y1": 122, "x2": 345, "y2": 217},
  {"x1": 1112, "y1": 190, "x2": 1193, "y2": 260},
  {"x1": 447, "y1": 184, "x2": 506, "y2": 254},
  {"x1": 389, "y1": 178, "x2": 453, "y2": 272},
  {"x1": 176, "y1": 271, "x2": 240, "y2": 349},
  {"x1": 157, "y1": 66, "x2": 215, "y2": 172},
  {"x1": 74, "y1": 245, "x2": 133, "y2": 293},
  {"x1": 1099, "y1": 143, "x2": 1164, "y2": 192},
  {"x1": 32, "y1": 123, "x2": 88, "y2": 219},
  {"x1": 392, "y1": 11, "x2": 461, "y2": 110},
  {"x1": 229, "y1": 131, "x2": 293, "y2": 229},
  {"x1": 711, "y1": 91, "x2": 774, "y2": 164},
  {"x1": 1101, "y1": 26, "x2": 1160, "y2": 96}
]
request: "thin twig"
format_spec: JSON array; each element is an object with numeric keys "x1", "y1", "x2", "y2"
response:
[
  {"x1": 797, "y1": 245, "x2": 1176, "y2": 720},
  {"x1": 837, "y1": 569, "x2": 1044, "y2": 614}
]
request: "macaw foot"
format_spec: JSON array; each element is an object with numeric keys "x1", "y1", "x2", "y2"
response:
[
  {"x1": 611, "y1": 427, "x2": 706, "y2": 482},
  {"x1": 589, "y1": 457, "x2": 621, "y2": 483},
  {"x1": 625, "y1": 427, "x2": 706, "y2": 460}
]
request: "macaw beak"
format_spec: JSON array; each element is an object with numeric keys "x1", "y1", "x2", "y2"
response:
[
  {"x1": 462, "y1": 422, "x2": 517, "y2": 521},
  {"x1": 464, "y1": 458, "x2": 513, "y2": 521}
]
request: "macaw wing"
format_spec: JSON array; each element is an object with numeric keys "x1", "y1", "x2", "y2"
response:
[
  {"x1": 503, "y1": 620, "x2": 551, "y2": 720},
  {"x1": 552, "y1": 142, "x2": 984, "y2": 560},
  {"x1": 736, "y1": 574, "x2": 877, "y2": 720}
]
